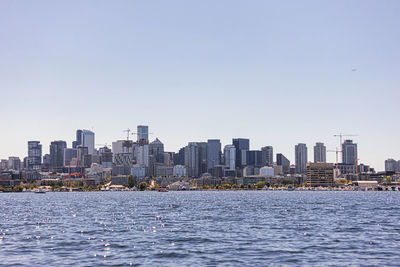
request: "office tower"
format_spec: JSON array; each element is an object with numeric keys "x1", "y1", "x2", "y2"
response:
[
  {"x1": 385, "y1": 159, "x2": 398, "y2": 172},
  {"x1": 7, "y1": 157, "x2": 21, "y2": 171},
  {"x1": 261, "y1": 146, "x2": 273, "y2": 166},
  {"x1": 224, "y1": 145, "x2": 236, "y2": 170},
  {"x1": 0, "y1": 159, "x2": 8, "y2": 170},
  {"x1": 63, "y1": 148, "x2": 78, "y2": 166},
  {"x1": 314, "y1": 142, "x2": 326, "y2": 163},
  {"x1": 81, "y1": 130, "x2": 95, "y2": 154},
  {"x1": 173, "y1": 147, "x2": 186, "y2": 166},
  {"x1": 27, "y1": 141, "x2": 42, "y2": 170},
  {"x1": 197, "y1": 142, "x2": 207, "y2": 175},
  {"x1": 306, "y1": 162, "x2": 334, "y2": 187},
  {"x1": 50, "y1": 141, "x2": 67, "y2": 171},
  {"x1": 233, "y1": 138, "x2": 249, "y2": 168},
  {"x1": 295, "y1": 143, "x2": 308, "y2": 174},
  {"x1": 137, "y1": 125, "x2": 149, "y2": 142},
  {"x1": 245, "y1": 150, "x2": 263, "y2": 167},
  {"x1": 276, "y1": 153, "x2": 290, "y2": 174},
  {"x1": 73, "y1": 129, "x2": 83, "y2": 148},
  {"x1": 149, "y1": 138, "x2": 164, "y2": 163},
  {"x1": 185, "y1": 142, "x2": 199, "y2": 177},
  {"x1": 100, "y1": 147, "x2": 113, "y2": 169},
  {"x1": 136, "y1": 145, "x2": 149, "y2": 167},
  {"x1": 207, "y1": 139, "x2": 221, "y2": 173},
  {"x1": 77, "y1": 146, "x2": 88, "y2": 166},
  {"x1": 342, "y1": 140, "x2": 357, "y2": 165},
  {"x1": 42, "y1": 154, "x2": 51, "y2": 169}
]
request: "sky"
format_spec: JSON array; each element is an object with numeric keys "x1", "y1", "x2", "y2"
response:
[{"x1": 0, "y1": 0, "x2": 399, "y2": 170}]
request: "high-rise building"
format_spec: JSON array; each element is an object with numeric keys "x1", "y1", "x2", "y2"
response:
[
  {"x1": 197, "y1": 142, "x2": 207, "y2": 175},
  {"x1": 385, "y1": 159, "x2": 398, "y2": 172},
  {"x1": 314, "y1": 142, "x2": 326, "y2": 163},
  {"x1": 295, "y1": 143, "x2": 308, "y2": 174},
  {"x1": 73, "y1": 129, "x2": 83, "y2": 148},
  {"x1": 173, "y1": 147, "x2": 186, "y2": 166},
  {"x1": 137, "y1": 125, "x2": 149, "y2": 142},
  {"x1": 7, "y1": 157, "x2": 21, "y2": 171},
  {"x1": 136, "y1": 145, "x2": 149, "y2": 167},
  {"x1": 50, "y1": 141, "x2": 67, "y2": 171},
  {"x1": 224, "y1": 145, "x2": 236, "y2": 170},
  {"x1": 276, "y1": 153, "x2": 290, "y2": 174},
  {"x1": 185, "y1": 142, "x2": 199, "y2": 177},
  {"x1": 233, "y1": 138, "x2": 249, "y2": 169},
  {"x1": 342, "y1": 140, "x2": 357, "y2": 165},
  {"x1": 306, "y1": 162, "x2": 334, "y2": 187},
  {"x1": 207, "y1": 139, "x2": 221, "y2": 173},
  {"x1": 245, "y1": 150, "x2": 263, "y2": 167},
  {"x1": 149, "y1": 138, "x2": 164, "y2": 163},
  {"x1": 81, "y1": 130, "x2": 95, "y2": 155},
  {"x1": 63, "y1": 148, "x2": 78, "y2": 166},
  {"x1": 261, "y1": 146, "x2": 273, "y2": 166},
  {"x1": 27, "y1": 141, "x2": 42, "y2": 170},
  {"x1": 99, "y1": 147, "x2": 113, "y2": 169}
]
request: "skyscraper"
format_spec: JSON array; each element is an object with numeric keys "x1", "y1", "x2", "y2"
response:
[
  {"x1": 342, "y1": 140, "x2": 357, "y2": 165},
  {"x1": 295, "y1": 143, "x2": 308, "y2": 174},
  {"x1": 232, "y1": 138, "x2": 249, "y2": 169},
  {"x1": 314, "y1": 142, "x2": 326, "y2": 163},
  {"x1": 197, "y1": 142, "x2": 208, "y2": 175},
  {"x1": 224, "y1": 145, "x2": 236, "y2": 170},
  {"x1": 50, "y1": 140, "x2": 67, "y2": 171},
  {"x1": 136, "y1": 145, "x2": 149, "y2": 167},
  {"x1": 27, "y1": 141, "x2": 42, "y2": 170},
  {"x1": 137, "y1": 125, "x2": 149, "y2": 142},
  {"x1": 207, "y1": 139, "x2": 221, "y2": 173},
  {"x1": 81, "y1": 130, "x2": 95, "y2": 154},
  {"x1": 276, "y1": 153, "x2": 290, "y2": 174},
  {"x1": 261, "y1": 146, "x2": 273, "y2": 166},
  {"x1": 245, "y1": 150, "x2": 263, "y2": 167},
  {"x1": 7, "y1": 157, "x2": 21, "y2": 171},
  {"x1": 73, "y1": 129, "x2": 83, "y2": 148},
  {"x1": 185, "y1": 142, "x2": 199, "y2": 177},
  {"x1": 63, "y1": 148, "x2": 78, "y2": 167},
  {"x1": 149, "y1": 138, "x2": 164, "y2": 163},
  {"x1": 385, "y1": 159, "x2": 398, "y2": 172}
]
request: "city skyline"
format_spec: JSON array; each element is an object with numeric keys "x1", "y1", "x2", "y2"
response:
[
  {"x1": 1, "y1": 1, "x2": 400, "y2": 170},
  {"x1": 0, "y1": 126, "x2": 377, "y2": 171},
  {"x1": 0, "y1": 126, "x2": 391, "y2": 171}
]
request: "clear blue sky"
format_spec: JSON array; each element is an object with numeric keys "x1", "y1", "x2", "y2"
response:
[{"x1": 1, "y1": 0, "x2": 399, "y2": 170}]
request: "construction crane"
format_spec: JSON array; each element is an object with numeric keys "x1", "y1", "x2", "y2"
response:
[
  {"x1": 333, "y1": 133, "x2": 358, "y2": 149},
  {"x1": 124, "y1": 128, "x2": 154, "y2": 141},
  {"x1": 327, "y1": 148, "x2": 341, "y2": 178},
  {"x1": 96, "y1": 143, "x2": 110, "y2": 148},
  {"x1": 124, "y1": 128, "x2": 132, "y2": 141}
]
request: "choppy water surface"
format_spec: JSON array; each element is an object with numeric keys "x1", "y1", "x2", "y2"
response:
[{"x1": 1, "y1": 191, "x2": 400, "y2": 266}]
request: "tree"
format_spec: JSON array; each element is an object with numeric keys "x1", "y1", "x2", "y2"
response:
[
  {"x1": 127, "y1": 175, "x2": 136, "y2": 188},
  {"x1": 139, "y1": 182, "x2": 148, "y2": 191},
  {"x1": 256, "y1": 181, "x2": 266, "y2": 190}
]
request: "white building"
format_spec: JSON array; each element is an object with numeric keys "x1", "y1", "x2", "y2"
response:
[
  {"x1": 224, "y1": 145, "x2": 236, "y2": 170},
  {"x1": 260, "y1": 166, "x2": 274, "y2": 177},
  {"x1": 131, "y1": 165, "x2": 146, "y2": 179},
  {"x1": 81, "y1": 130, "x2": 95, "y2": 155},
  {"x1": 136, "y1": 145, "x2": 149, "y2": 167},
  {"x1": 173, "y1": 165, "x2": 187, "y2": 177},
  {"x1": 8, "y1": 157, "x2": 21, "y2": 171}
]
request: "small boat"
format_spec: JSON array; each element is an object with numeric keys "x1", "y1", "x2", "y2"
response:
[
  {"x1": 34, "y1": 189, "x2": 46, "y2": 194},
  {"x1": 157, "y1": 188, "x2": 169, "y2": 192}
]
